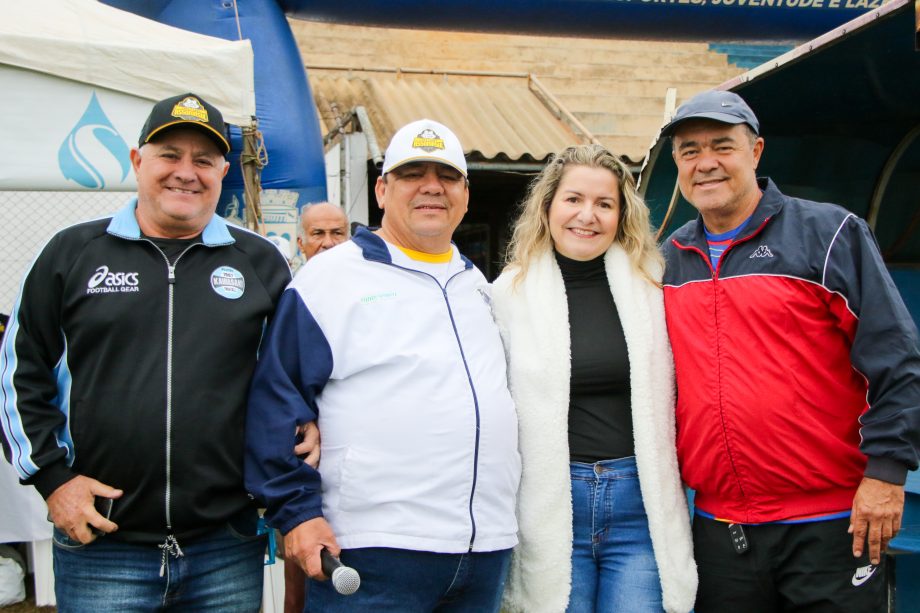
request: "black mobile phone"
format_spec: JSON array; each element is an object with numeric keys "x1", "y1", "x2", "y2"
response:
[
  {"x1": 91, "y1": 497, "x2": 114, "y2": 535},
  {"x1": 94, "y1": 496, "x2": 114, "y2": 519}
]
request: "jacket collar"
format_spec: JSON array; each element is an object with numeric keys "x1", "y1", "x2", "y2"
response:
[
  {"x1": 351, "y1": 225, "x2": 473, "y2": 269},
  {"x1": 678, "y1": 177, "x2": 784, "y2": 249},
  {"x1": 106, "y1": 197, "x2": 234, "y2": 246}
]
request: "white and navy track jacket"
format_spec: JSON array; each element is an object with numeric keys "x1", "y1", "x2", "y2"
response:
[
  {"x1": 663, "y1": 179, "x2": 920, "y2": 524},
  {"x1": 245, "y1": 227, "x2": 521, "y2": 553},
  {"x1": 0, "y1": 199, "x2": 291, "y2": 544}
]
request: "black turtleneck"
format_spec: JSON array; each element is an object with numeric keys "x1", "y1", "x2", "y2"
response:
[{"x1": 555, "y1": 250, "x2": 634, "y2": 463}]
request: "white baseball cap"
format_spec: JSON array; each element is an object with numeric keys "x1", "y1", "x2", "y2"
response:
[{"x1": 382, "y1": 119, "x2": 467, "y2": 177}]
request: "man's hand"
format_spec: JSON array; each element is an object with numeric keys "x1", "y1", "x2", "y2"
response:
[
  {"x1": 283, "y1": 517, "x2": 339, "y2": 580},
  {"x1": 849, "y1": 477, "x2": 905, "y2": 564},
  {"x1": 47, "y1": 475, "x2": 123, "y2": 544},
  {"x1": 294, "y1": 421, "x2": 321, "y2": 468}
]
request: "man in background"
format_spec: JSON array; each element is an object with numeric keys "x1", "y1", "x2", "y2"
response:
[{"x1": 297, "y1": 201, "x2": 349, "y2": 263}]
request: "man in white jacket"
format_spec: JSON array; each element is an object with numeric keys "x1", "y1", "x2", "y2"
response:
[{"x1": 245, "y1": 119, "x2": 521, "y2": 612}]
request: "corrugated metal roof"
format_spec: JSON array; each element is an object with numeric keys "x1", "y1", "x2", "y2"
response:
[{"x1": 309, "y1": 70, "x2": 586, "y2": 164}]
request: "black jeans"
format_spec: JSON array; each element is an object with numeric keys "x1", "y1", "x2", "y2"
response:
[{"x1": 693, "y1": 514, "x2": 886, "y2": 612}]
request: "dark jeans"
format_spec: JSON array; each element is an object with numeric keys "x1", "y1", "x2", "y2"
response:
[
  {"x1": 306, "y1": 546, "x2": 512, "y2": 612},
  {"x1": 693, "y1": 514, "x2": 886, "y2": 612},
  {"x1": 53, "y1": 518, "x2": 266, "y2": 612}
]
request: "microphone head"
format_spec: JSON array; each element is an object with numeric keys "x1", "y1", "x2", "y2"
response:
[{"x1": 331, "y1": 566, "x2": 361, "y2": 595}]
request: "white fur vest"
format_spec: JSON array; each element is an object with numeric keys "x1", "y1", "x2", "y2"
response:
[{"x1": 492, "y1": 245, "x2": 697, "y2": 613}]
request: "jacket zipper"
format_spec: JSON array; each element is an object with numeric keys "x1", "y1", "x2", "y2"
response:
[
  {"x1": 143, "y1": 240, "x2": 199, "y2": 575},
  {"x1": 671, "y1": 216, "x2": 771, "y2": 510},
  {"x1": 384, "y1": 262, "x2": 482, "y2": 551},
  {"x1": 440, "y1": 273, "x2": 481, "y2": 552}
]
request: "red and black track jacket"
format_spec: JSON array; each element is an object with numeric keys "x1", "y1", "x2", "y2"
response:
[{"x1": 663, "y1": 178, "x2": 920, "y2": 524}]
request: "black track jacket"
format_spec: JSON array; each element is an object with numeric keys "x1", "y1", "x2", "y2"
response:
[{"x1": 0, "y1": 199, "x2": 291, "y2": 544}]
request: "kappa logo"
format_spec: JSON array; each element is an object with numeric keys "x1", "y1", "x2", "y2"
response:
[
  {"x1": 851, "y1": 563, "x2": 878, "y2": 587},
  {"x1": 749, "y1": 245, "x2": 774, "y2": 259},
  {"x1": 86, "y1": 265, "x2": 140, "y2": 295},
  {"x1": 210, "y1": 266, "x2": 245, "y2": 300}
]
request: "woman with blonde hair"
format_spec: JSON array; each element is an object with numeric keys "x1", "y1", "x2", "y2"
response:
[{"x1": 493, "y1": 144, "x2": 696, "y2": 612}]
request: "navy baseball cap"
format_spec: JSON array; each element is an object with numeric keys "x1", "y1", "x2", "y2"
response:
[
  {"x1": 138, "y1": 93, "x2": 230, "y2": 155},
  {"x1": 660, "y1": 90, "x2": 760, "y2": 137}
]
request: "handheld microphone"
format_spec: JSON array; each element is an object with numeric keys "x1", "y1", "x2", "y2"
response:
[{"x1": 320, "y1": 548, "x2": 361, "y2": 595}]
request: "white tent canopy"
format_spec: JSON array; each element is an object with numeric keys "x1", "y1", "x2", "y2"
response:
[
  {"x1": 0, "y1": 0, "x2": 255, "y2": 125},
  {"x1": 0, "y1": 0, "x2": 256, "y2": 190}
]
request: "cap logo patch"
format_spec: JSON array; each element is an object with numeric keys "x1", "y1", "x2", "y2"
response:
[
  {"x1": 210, "y1": 266, "x2": 245, "y2": 300},
  {"x1": 411, "y1": 129, "x2": 445, "y2": 152},
  {"x1": 171, "y1": 96, "x2": 209, "y2": 123}
]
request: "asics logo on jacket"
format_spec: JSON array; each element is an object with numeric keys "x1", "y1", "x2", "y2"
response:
[{"x1": 86, "y1": 265, "x2": 140, "y2": 293}]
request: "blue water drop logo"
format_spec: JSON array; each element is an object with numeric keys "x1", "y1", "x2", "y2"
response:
[{"x1": 58, "y1": 92, "x2": 131, "y2": 189}]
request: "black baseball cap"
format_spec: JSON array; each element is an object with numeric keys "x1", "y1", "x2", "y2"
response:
[
  {"x1": 660, "y1": 90, "x2": 760, "y2": 137},
  {"x1": 138, "y1": 93, "x2": 230, "y2": 155}
]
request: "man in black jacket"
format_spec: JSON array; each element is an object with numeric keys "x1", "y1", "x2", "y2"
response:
[{"x1": 0, "y1": 93, "x2": 291, "y2": 611}]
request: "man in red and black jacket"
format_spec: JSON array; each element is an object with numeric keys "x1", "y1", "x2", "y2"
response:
[{"x1": 660, "y1": 90, "x2": 920, "y2": 612}]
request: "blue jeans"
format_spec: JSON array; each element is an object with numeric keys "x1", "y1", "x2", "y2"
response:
[
  {"x1": 52, "y1": 514, "x2": 266, "y2": 612},
  {"x1": 307, "y1": 547, "x2": 512, "y2": 612},
  {"x1": 568, "y1": 457, "x2": 663, "y2": 612}
]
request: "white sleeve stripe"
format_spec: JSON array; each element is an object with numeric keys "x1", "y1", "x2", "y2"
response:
[{"x1": 822, "y1": 214, "x2": 856, "y2": 287}]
